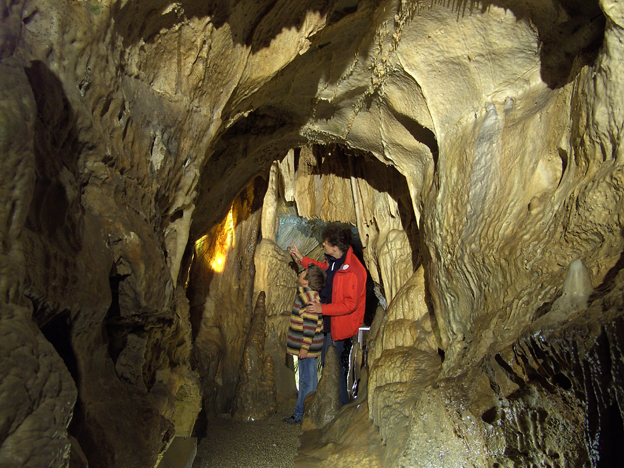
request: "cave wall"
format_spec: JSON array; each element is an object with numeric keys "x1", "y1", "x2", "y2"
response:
[
  {"x1": 2, "y1": 0, "x2": 624, "y2": 466},
  {"x1": 0, "y1": 57, "x2": 78, "y2": 468},
  {"x1": 187, "y1": 179, "x2": 266, "y2": 419}
]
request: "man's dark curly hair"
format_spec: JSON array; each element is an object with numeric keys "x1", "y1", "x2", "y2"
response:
[{"x1": 321, "y1": 223, "x2": 353, "y2": 253}]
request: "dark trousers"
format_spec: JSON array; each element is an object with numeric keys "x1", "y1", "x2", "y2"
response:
[
  {"x1": 334, "y1": 338, "x2": 350, "y2": 406},
  {"x1": 321, "y1": 331, "x2": 333, "y2": 367}
]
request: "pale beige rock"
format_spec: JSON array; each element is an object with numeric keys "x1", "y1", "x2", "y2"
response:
[
  {"x1": 277, "y1": 150, "x2": 297, "y2": 203},
  {"x1": 396, "y1": 385, "x2": 489, "y2": 468},
  {"x1": 550, "y1": 258, "x2": 593, "y2": 316},
  {"x1": 375, "y1": 229, "x2": 413, "y2": 302},
  {"x1": 297, "y1": 399, "x2": 384, "y2": 468},
  {"x1": 279, "y1": 143, "x2": 419, "y2": 300},
  {"x1": 231, "y1": 292, "x2": 277, "y2": 422},
  {"x1": 164, "y1": 205, "x2": 195, "y2": 287},
  {"x1": 369, "y1": 347, "x2": 441, "y2": 435},
  {"x1": 253, "y1": 239, "x2": 297, "y2": 323},
  {"x1": 252, "y1": 238, "x2": 298, "y2": 401},
  {"x1": 260, "y1": 163, "x2": 280, "y2": 242},
  {"x1": 369, "y1": 267, "x2": 437, "y2": 368},
  {"x1": 162, "y1": 287, "x2": 203, "y2": 439},
  {"x1": 294, "y1": 145, "x2": 357, "y2": 225},
  {"x1": 171, "y1": 370, "x2": 202, "y2": 438},
  {"x1": 346, "y1": 161, "x2": 417, "y2": 295}
]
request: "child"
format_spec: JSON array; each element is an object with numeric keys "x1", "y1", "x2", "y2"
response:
[{"x1": 283, "y1": 264, "x2": 326, "y2": 424}]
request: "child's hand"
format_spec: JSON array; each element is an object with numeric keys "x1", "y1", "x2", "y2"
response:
[{"x1": 299, "y1": 349, "x2": 309, "y2": 359}]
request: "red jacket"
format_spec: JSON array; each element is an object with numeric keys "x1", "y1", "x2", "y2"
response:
[{"x1": 302, "y1": 247, "x2": 367, "y2": 341}]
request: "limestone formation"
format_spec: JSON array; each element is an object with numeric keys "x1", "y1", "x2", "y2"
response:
[
  {"x1": 231, "y1": 292, "x2": 278, "y2": 421},
  {"x1": 550, "y1": 258, "x2": 594, "y2": 317},
  {"x1": 1, "y1": 56, "x2": 77, "y2": 468},
  {"x1": 274, "y1": 144, "x2": 419, "y2": 300},
  {"x1": 368, "y1": 266, "x2": 441, "y2": 439},
  {"x1": 188, "y1": 181, "x2": 265, "y2": 420},
  {"x1": 2, "y1": 0, "x2": 624, "y2": 466},
  {"x1": 297, "y1": 396, "x2": 384, "y2": 468},
  {"x1": 253, "y1": 238, "x2": 299, "y2": 401},
  {"x1": 302, "y1": 345, "x2": 342, "y2": 431}
]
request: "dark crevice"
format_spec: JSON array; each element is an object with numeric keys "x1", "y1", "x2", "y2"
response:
[
  {"x1": 552, "y1": 372, "x2": 572, "y2": 390},
  {"x1": 40, "y1": 309, "x2": 79, "y2": 383},
  {"x1": 104, "y1": 273, "x2": 129, "y2": 365},
  {"x1": 595, "y1": 403, "x2": 624, "y2": 468},
  {"x1": 495, "y1": 353, "x2": 527, "y2": 389}
]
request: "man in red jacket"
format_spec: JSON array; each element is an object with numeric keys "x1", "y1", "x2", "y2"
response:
[{"x1": 290, "y1": 224, "x2": 367, "y2": 406}]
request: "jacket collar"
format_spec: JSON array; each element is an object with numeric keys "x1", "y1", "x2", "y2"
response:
[{"x1": 327, "y1": 246, "x2": 353, "y2": 272}]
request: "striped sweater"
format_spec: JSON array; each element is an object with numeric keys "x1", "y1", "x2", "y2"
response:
[{"x1": 286, "y1": 287, "x2": 323, "y2": 358}]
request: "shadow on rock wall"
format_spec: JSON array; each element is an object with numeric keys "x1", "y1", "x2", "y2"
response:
[
  {"x1": 19, "y1": 59, "x2": 192, "y2": 468},
  {"x1": 443, "y1": 0, "x2": 605, "y2": 89},
  {"x1": 112, "y1": 0, "x2": 333, "y2": 52},
  {"x1": 23, "y1": 60, "x2": 85, "y2": 326}
]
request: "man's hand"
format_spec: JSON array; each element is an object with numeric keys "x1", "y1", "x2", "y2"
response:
[
  {"x1": 298, "y1": 349, "x2": 308, "y2": 359},
  {"x1": 289, "y1": 241, "x2": 303, "y2": 263},
  {"x1": 306, "y1": 299, "x2": 322, "y2": 315}
]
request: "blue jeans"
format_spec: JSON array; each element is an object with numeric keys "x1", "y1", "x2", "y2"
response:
[{"x1": 294, "y1": 356, "x2": 318, "y2": 419}]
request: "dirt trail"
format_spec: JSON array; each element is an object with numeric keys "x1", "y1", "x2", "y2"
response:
[{"x1": 193, "y1": 400, "x2": 301, "y2": 468}]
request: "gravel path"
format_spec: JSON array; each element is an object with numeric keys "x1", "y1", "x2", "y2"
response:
[{"x1": 192, "y1": 400, "x2": 301, "y2": 468}]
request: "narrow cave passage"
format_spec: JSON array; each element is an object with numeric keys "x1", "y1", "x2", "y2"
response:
[
  {"x1": 5, "y1": 0, "x2": 624, "y2": 466},
  {"x1": 182, "y1": 144, "x2": 424, "y2": 467}
]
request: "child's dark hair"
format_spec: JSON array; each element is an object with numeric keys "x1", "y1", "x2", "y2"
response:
[
  {"x1": 321, "y1": 223, "x2": 353, "y2": 253},
  {"x1": 305, "y1": 264, "x2": 326, "y2": 292}
]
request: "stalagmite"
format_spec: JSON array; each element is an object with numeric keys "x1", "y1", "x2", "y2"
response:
[
  {"x1": 231, "y1": 292, "x2": 277, "y2": 421},
  {"x1": 551, "y1": 258, "x2": 594, "y2": 316},
  {"x1": 302, "y1": 345, "x2": 341, "y2": 431}
]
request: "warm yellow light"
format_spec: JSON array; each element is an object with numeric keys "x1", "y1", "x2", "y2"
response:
[
  {"x1": 211, "y1": 253, "x2": 226, "y2": 272},
  {"x1": 209, "y1": 207, "x2": 235, "y2": 272}
]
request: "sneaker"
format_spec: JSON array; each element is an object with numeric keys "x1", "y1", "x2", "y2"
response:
[{"x1": 282, "y1": 415, "x2": 302, "y2": 425}]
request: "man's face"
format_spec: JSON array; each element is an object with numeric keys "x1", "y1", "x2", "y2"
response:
[{"x1": 322, "y1": 239, "x2": 336, "y2": 256}]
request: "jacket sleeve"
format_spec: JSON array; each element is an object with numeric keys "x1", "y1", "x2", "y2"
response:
[{"x1": 301, "y1": 256, "x2": 328, "y2": 270}]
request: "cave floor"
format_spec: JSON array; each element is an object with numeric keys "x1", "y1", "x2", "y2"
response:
[{"x1": 193, "y1": 399, "x2": 301, "y2": 468}]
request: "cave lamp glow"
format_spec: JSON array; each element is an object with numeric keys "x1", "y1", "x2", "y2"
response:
[{"x1": 210, "y1": 207, "x2": 236, "y2": 273}]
